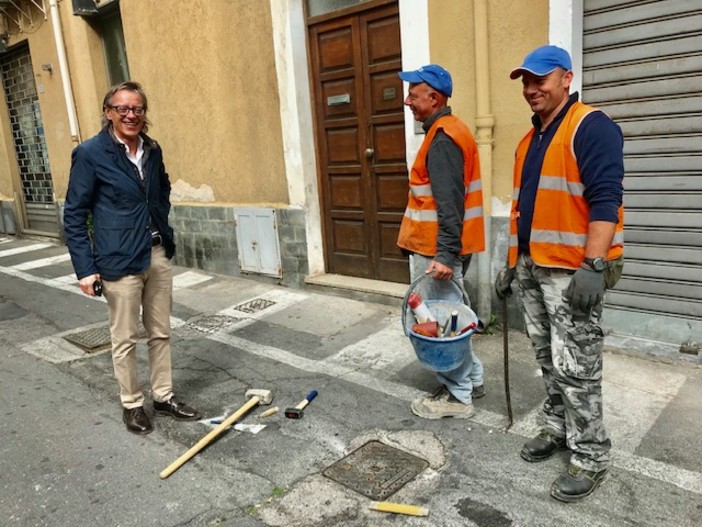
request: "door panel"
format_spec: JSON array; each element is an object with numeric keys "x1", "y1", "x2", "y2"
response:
[
  {"x1": 309, "y1": 2, "x2": 408, "y2": 283},
  {"x1": 330, "y1": 174, "x2": 363, "y2": 208},
  {"x1": 373, "y1": 124, "x2": 405, "y2": 162},
  {"x1": 326, "y1": 128, "x2": 360, "y2": 162}
]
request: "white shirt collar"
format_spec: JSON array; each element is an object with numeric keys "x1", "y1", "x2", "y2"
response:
[{"x1": 114, "y1": 133, "x2": 145, "y2": 176}]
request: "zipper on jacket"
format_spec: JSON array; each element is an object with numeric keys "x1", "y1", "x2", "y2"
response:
[{"x1": 118, "y1": 142, "x2": 153, "y2": 237}]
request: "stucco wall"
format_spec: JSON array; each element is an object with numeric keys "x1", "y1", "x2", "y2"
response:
[
  {"x1": 119, "y1": 0, "x2": 288, "y2": 206},
  {"x1": 0, "y1": 0, "x2": 87, "y2": 202},
  {"x1": 0, "y1": 82, "x2": 17, "y2": 201},
  {"x1": 61, "y1": 0, "x2": 111, "y2": 148},
  {"x1": 427, "y1": 2, "x2": 477, "y2": 137},
  {"x1": 488, "y1": 0, "x2": 549, "y2": 211},
  {"x1": 427, "y1": 0, "x2": 549, "y2": 213}
]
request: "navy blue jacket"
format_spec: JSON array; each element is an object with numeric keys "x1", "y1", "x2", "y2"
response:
[
  {"x1": 517, "y1": 92, "x2": 624, "y2": 253},
  {"x1": 64, "y1": 128, "x2": 175, "y2": 280}
]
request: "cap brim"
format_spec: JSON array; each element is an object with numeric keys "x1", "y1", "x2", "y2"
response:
[
  {"x1": 509, "y1": 66, "x2": 558, "y2": 80},
  {"x1": 398, "y1": 71, "x2": 425, "y2": 84}
]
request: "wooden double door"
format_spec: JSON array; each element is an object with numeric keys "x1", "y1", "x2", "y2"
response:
[{"x1": 309, "y1": 2, "x2": 409, "y2": 283}]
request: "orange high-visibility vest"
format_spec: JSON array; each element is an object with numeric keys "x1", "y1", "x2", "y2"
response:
[
  {"x1": 397, "y1": 114, "x2": 485, "y2": 257},
  {"x1": 508, "y1": 101, "x2": 624, "y2": 269}
]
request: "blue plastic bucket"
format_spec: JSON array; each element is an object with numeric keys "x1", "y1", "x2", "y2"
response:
[{"x1": 402, "y1": 275, "x2": 478, "y2": 372}]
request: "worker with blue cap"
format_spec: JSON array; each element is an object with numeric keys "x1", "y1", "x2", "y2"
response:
[
  {"x1": 496, "y1": 44, "x2": 625, "y2": 502},
  {"x1": 396, "y1": 64, "x2": 486, "y2": 420}
]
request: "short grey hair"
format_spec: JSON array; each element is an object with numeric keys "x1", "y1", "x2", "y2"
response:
[{"x1": 101, "y1": 81, "x2": 151, "y2": 132}]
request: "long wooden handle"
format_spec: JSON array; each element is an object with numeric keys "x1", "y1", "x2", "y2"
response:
[{"x1": 160, "y1": 395, "x2": 261, "y2": 479}]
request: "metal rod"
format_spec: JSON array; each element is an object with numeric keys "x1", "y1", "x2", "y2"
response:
[
  {"x1": 501, "y1": 296, "x2": 513, "y2": 430},
  {"x1": 49, "y1": 0, "x2": 80, "y2": 143}
]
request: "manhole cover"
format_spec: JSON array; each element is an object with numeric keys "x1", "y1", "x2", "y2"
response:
[
  {"x1": 63, "y1": 325, "x2": 112, "y2": 353},
  {"x1": 232, "y1": 298, "x2": 276, "y2": 314},
  {"x1": 322, "y1": 440, "x2": 429, "y2": 500},
  {"x1": 63, "y1": 324, "x2": 146, "y2": 353}
]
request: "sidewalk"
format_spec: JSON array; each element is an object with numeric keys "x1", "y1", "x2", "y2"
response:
[{"x1": 1, "y1": 234, "x2": 701, "y2": 526}]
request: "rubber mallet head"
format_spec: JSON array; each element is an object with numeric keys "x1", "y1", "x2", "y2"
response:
[
  {"x1": 285, "y1": 390, "x2": 318, "y2": 419},
  {"x1": 246, "y1": 389, "x2": 273, "y2": 405}
]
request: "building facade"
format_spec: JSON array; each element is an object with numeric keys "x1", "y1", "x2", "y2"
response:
[{"x1": 0, "y1": 0, "x2": 699, "y2": 355}]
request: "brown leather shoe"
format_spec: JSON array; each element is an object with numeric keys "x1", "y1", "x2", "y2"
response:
[
  {"x1": 123, "y1": 407, "x2": 152, "y2": 435},
  {"x1": 153, "y1": 396, "x2": 200, "y2": 421}
]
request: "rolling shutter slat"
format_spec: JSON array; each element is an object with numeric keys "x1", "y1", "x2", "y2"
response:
[{"x1": 583, "y1": 0, "x2": 702, "y2": 333}]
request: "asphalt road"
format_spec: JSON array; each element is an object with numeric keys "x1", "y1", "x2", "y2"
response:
[{"x1": 1, "y1": 236, "x2": 700, "y2": 527}]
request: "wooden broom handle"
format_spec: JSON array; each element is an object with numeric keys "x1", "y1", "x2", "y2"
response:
[{"x1": 160, "y1": 395, "x2": 261, "y2": 479}]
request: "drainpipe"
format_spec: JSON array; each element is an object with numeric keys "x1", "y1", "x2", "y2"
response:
[
  {"x1": 49, "y1": 0, "x2": 80, "y2": 143},
  {"x1": 473, "y1": 0, "x2": 494, "y2": 323}
]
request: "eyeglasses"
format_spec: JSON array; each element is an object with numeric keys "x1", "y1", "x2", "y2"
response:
[{"x1": 109, "y1": 105, "x2": 146, "y2": 116}]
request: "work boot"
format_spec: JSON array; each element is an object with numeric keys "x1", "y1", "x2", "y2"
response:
[
  {"x1": 520, "y1": 431, "x2": 566, "y2": 462},
  {"x1": 550, "y1": 463, "x2": 609, "y2": 502},
  {"x1": 411, "y1": 386, "x2": 474, "y2": 419}
]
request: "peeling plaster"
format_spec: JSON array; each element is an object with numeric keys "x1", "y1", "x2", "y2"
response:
[{"x1": 170, "y1": 179, "x2": 215, "y2": 203}]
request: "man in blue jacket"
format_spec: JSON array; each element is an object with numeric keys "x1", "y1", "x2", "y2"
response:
[{"x1": 64, "y1": 81, "x2": 199, "y2": 435}]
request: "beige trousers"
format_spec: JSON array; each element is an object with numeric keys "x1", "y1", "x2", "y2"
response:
[{"x1": 102, "y1": 246, "x2": 174, "y2": 409}]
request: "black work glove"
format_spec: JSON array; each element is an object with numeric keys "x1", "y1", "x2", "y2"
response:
[
  {"x1": 564, "y1": 266, "x2": 606, "y2": 312},
  {"x1": 495, "y1": 267, "x2": 516, "y2": 299}
]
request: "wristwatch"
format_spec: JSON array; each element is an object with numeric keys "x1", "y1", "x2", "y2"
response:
[{"x1": 583, "y1": 257, "x2": 607, "y2": 272}]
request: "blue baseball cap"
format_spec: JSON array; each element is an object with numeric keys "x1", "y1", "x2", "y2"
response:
[
  {"x1": 510, "y1": 45, "x2": 572, "y2": 79},
  {"x1": 398, "y1": 64, "x2": 453, "y2": 97}
]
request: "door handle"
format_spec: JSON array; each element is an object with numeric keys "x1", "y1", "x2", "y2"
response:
[{"x1": 364, "y1": 148, "x2": 374, "y2": 159}]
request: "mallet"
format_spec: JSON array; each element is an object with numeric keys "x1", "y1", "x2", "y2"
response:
[
  {"x1": 285, "y1": 390, "x2": 318, "y2": 419},
  {"x1": 160, "y1": 388, "x2": 272, "y2": 479}
]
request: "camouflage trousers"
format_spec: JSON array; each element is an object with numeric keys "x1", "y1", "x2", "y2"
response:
[{"x1": 516, "y1": 254, "x2": 611, "y2": 472}]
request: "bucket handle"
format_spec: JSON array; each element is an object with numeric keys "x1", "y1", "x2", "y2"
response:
[{"x1": 401, "y1": 272, "x2": 471, "y2": 336}]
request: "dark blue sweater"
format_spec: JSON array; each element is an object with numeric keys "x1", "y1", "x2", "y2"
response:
[{"x1": 517, "y1": 92, "x2": 624, "y2": 254}]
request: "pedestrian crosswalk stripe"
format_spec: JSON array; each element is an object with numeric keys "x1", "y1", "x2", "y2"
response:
[
  {"x1": 10, "y1": 253, "x2": 72, "y2": 270},
  {"x1": 173, "y1": 270, "x2": 213, "y2": 288},
  {"x1": 0, "y1": 243, "x2": 52, "y2": 258}
]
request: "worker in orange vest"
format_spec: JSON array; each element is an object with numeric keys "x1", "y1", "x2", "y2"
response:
[
  {"x1": 397, "y1": 64, "x2": 486, "y2": 420},
  {"x1": 496, "y1": 45, "x2": 624, "y2": 502}
]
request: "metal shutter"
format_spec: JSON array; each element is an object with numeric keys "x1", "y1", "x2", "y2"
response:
[{"x1": 582, "y1": 0, "x2": 702, "y2": 339}]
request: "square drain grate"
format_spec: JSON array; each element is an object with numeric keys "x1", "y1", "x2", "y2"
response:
[
  {"x1": 63, "y1": 325, "x2": 112, "y2": 353},
  {"x1": 232, "y1": 298, "x2": 276, "y2": 314},
  {"x1": 322, "y1": 440, "x2": 429, "y2": 500},
  {"x1": 63, "y1": 324, "x2": 146, "y2": 353}
]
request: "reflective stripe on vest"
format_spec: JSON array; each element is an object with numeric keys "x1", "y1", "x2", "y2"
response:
[
  {"x1": 508, "y1": 101, "x2": 624, "y2": 269},
  {"x1": 397, "y1": 113, "x2": 486, "y2": 256}
]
